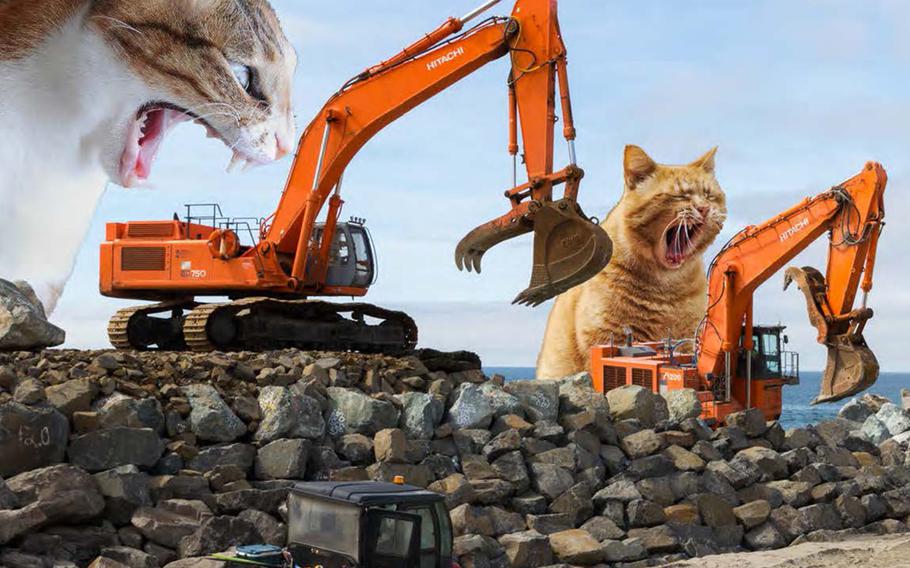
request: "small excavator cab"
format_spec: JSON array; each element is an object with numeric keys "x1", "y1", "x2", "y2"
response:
[
  {"x1": 738, "y1": 325, "x2": 800, "y2": 384},
  {"x1": 317, "y1": 220, "x2": 378, "y2": 289},
  {"x1": 286, "y1": 481, "x2": 454, "y2": 568}
]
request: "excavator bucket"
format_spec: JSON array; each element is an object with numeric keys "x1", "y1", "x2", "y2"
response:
[
  {"x1": 455, "y1": 199, "x2": 612, "y2": 307},
  {"x1": 815, "y1": 332, "x2": 879, "y2": 404},
  {"x1": 784, "y1": 266, "x2": 880, "y2": 404}
]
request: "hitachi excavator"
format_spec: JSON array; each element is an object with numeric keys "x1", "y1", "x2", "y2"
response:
[
  {"x1": 99, "y1": 0, "x2": 612, "y2": 352},
  {"x1": 590, "y1": 162, "x2": 887, "y2": 423}
]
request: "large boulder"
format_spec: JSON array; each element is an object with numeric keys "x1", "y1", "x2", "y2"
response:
[
  {"x1": 132, "y1": 500, "x2": 213, "y2": 548},
  {"x1": 184, "y1": 385, "x2": 247, "y2": 443},
  {"x1": 0, "y1": 279, "x2": 65, "y2": 350},
  {"x1": 549, "y1": 528, "x2": 606, "y2": 564},
  {"x1": 504, "y1": 380, "x2": 559, "y2": 423},
  {"x1": 98, "y1": 394, "x2": 165, "y2": 433},
  {"x1": 326, "y1": 387, "x2": 399, "y2": 436},
  {"x1": 45, "y1": 378, "x2": 99, "y2": 418},
  {"x1": 876, "y1": 403, "x2": 910, "y2": 437},
  {"x1": 447, "y1": 384, "x2": 494, "y2": 429},
  {"x1": 664, "y1": 389, "x2": 702, "y2": 423},
  {"x1": 2, "y1": 464, "x2": 105, "y2": 544},
  {"x1": 177, "y1": 515, "x2": 260, "y2": 558},
  {"x1": 255, "y1": 438, "x2": 310, "y2": 480},
  {"x1": 255, "y1": 386, "x2": 325, "y2": 443},
  {"x1": 396, "y1": 392, "x2": 444, "y2": 439},
  {"x1": 0, "y1": 402, "x2": 69, "y2": 477},
  {"x1": 607, "y1": 385, "x2": 659, "y2": 427},
  {"x1": 68, "y1": 428, "x2": 165, "y2": 472}
]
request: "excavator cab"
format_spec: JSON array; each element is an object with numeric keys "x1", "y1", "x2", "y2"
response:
[
  {"x1": 738, "y1": 325, "x2": 800, "y2": 384},
  {"x1": 286, "y1": 481, "x2": 454, "y2": 568},
  {"x1": 316, "y1": 219, "x2": 378, "y2": 289}
]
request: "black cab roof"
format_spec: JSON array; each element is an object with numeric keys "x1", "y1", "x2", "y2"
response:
[{"x1": 291, "y1": 481, "x2": 445, "y2": 507}]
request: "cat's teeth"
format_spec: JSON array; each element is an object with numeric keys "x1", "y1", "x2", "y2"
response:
[{"x1": 227, "y1": 152, "x2": 245, "y2": 173}]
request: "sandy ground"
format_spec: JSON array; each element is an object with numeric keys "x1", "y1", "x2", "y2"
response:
[{"x1": 664, "y1": 534, "x2": 910, "y2": 568}]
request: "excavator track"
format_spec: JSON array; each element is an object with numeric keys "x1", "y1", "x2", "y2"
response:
[
  {"x1": 181, "y1": 298, "x2": 418, "y2": 354},
  {"x1": 108, "y1": 300, "x2": 195, "y2": 351}
]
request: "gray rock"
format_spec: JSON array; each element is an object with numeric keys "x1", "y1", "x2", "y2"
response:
[
  {"x1": 839, "y1": 397, "x2": 878, "y2": 423},
  {"x1": 68, "y1": 428, "x2": 164, "y2": 472},
  {"x1": 491, "y1": 451, "x2": 529, "y2": 493},
  {"x1": 98, "y1": 394, "x2": 165, "y2": 433},
  {"x1": 255, "y1": 439, "x2": 310, "y2": 480},
  {"x1": 177, "y1": 515, "x2": 260, "y2": 558},
  {"x1": 12, "y1": 377, "x2": 45, "y2": 405},
  {"x1": 184, "y1": 384, "x2": 247, "y2": 443},
  {"x1": 187, "y1": 443, "x2": 256, "y2": 473},
  {"x1": 548, "y1": 528, "x2": 605, "y2": 564},
  {"x1": 446, "y1": 384, "x2": 495, "y2": 429},
  {"x1": 336, "y1": 433, "x2": 374, "y2": 464},
  {"x1": 2, "y1": 464, "x2": 105, "y2": 544},
  {"x1": 45, "y1": 379, "x2": 98, "y2": 418},
  {"x1": 479, "y1": 383, "x2": 524, "y2": 418},
  {"x1": 234, "y1": 509, "x2": 285, "y2": 547},
  {"x1": 697, "y1": 493, "x2": 736, "y2": 528},
  {"x1": 94, "y1": 465, "x2": 152, "y2": 525},
  {"x1": 765, "y1": 480, "x2": 813, "y2": 507},
  {"x1": 504, "y1": 380, "x2": 559, "y2": 423},
  {"x1": 498, "y1": 530, "x2": 552, "y2": 568},
  {"x1": 256, "y1": 386, "x2": 324, "y2": 442},
  {"x1": 664, "y1": 389, "x2": 702, "y2": 422},
  {"x1": 396, "y1": 392, "x2": 444, "y2": 439},
  {"x1": 607, "y1": 385, "x2": 659, "y2": 427},
  {"x1": 799, "y1": 503, "x2": 843, "y2": 532},
  {"x1": 877, "y1": 402, "x2": 910, "y2": 437},
  {"x1": 621, "y1": 429, "x2": 662, "y2": 459},
  {"x1": 326, "y1": 387, "x2": 399, "y2": 436},
  {"x1": 733, "y1": 447, "x2": 788, "y2": 480},
  {"x1": 0, "y1": 402, "x2": 69, "y2": 477},
  {"x1": 132, "y1": 500, "x2": 213, "y2": 548},
  {"x1": 725, "y1": 408, "x2": 768, "y2": 437},
  {"x1": 529, "y1": 463, "x2": 574, "y2": 501},
  {"x1": 744, "y1": 522, "x2": 786, "y2": 550},
  {"x1": 0, "y1": 279, "x2": 65, "y2": 350},
  {"x1": 550, "y1": 482, "x2": 595, "y2": 525},
  {"x1": 628, "y1": 498, "x2": 666, "y2": 527},
  {"x1": 860, "y1": 414, "x2": 890, "y2": 444},
  {"x1": 97, "y1": 546, "x2": 157, "y2": 568},
  {"x1": 603, "y1": 538, "x2": 647, "y2": 562},
  {"x1": 593, "y1": 478, "x2": 641, "y2": 506}
]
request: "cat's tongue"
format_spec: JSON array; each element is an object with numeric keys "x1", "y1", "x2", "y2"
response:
[{"x1": 120, "y1": 108, "x2": 189, "y2": 187}]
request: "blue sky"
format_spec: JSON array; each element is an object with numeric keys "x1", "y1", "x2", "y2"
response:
[{"x1": 55, "y1": 1, "x2": 910, "y2": 369}]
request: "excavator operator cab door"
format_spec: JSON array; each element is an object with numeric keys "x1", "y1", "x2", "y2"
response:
[
  {"x1": 739, "y1": 325, "x2": 785, "y2": 379},
  {"x1": 319, "y1": 222, "x2": 377, "y2": 289}
]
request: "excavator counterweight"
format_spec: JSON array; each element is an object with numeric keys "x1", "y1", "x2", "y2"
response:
[{"x1": 99, "y1": 0, "x2": 610, "y2": 353}]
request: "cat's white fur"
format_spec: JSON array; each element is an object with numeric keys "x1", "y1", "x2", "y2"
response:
[{"x1": 0, "y1": 6, "x2": 294, "y2": 314}]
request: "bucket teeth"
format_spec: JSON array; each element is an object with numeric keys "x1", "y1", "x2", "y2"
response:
[{"x1": 456, "y1": 199, "x2": 612, "y2": 307}]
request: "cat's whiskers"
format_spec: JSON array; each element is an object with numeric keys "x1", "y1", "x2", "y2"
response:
[{"x1": 91, "y1": 16, "x2": 143, "y2": 36}]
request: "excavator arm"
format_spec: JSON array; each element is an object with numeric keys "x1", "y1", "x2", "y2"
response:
[
  {"x1": 263, "y1": 0, "x2": 610, "y2": 306},
  {"x1": 696, "y1": 162, "x2": 887, "y2": 404}
]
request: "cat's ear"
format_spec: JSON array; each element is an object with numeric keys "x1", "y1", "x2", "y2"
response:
[
  {"x1": 690, "y1": 147, "x2": 718, "y2": 174},
  {"x1": 624, "y1": 145, "x2": 657, "y2": 189}
]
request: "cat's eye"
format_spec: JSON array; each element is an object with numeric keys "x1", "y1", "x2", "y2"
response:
[{"x1": 230, "y1": 62, "x2": 252, "y2": 92}]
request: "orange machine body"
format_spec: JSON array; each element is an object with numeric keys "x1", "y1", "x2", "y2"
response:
[
  {"x1": 591, "y1": 162, "x2": 887, "y2": 425},
  {"x1": 101, "y1": 0, "x2": 584, "y2": 304}
]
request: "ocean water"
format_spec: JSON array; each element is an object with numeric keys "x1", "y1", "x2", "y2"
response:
[{"x1": 484, "y1": 367, "x2": 909, "y2": 430}]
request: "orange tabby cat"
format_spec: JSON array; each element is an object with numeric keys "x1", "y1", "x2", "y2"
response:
[{"x1": 536, "y1": 145, "x2": 727, "y2": 379}]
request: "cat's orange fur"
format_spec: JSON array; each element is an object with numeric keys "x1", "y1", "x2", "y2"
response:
[{"x1": 536, "y1": 145, "x2": 727, "y2": 379}]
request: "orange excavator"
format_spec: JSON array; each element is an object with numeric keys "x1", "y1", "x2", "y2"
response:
[
  {"x1": 590, "y1": 162, "x2": 886, "y2": 423},
  {"x1": 99, "y1": 0, "x2": 612, "y2": 352}
]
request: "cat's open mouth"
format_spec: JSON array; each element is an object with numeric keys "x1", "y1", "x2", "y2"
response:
[
  {"x1": 661, "y1": 217, "x2": 703, "y2": 268},
  {"x1": 118, "y1": 102, "x2": 251, "y2": 188}
]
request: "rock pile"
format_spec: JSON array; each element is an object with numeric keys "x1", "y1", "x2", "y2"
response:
[{"x1": 2, "y1": 348, "x2": 910, "y2": 568}]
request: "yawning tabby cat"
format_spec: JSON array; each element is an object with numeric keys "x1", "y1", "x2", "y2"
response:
[
  {"x1": 0, "y1": 0, "x2": 296, "y2": 312},
  {"x1": 536, "y1": 145, "x2": 727, "y2": 379}
]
